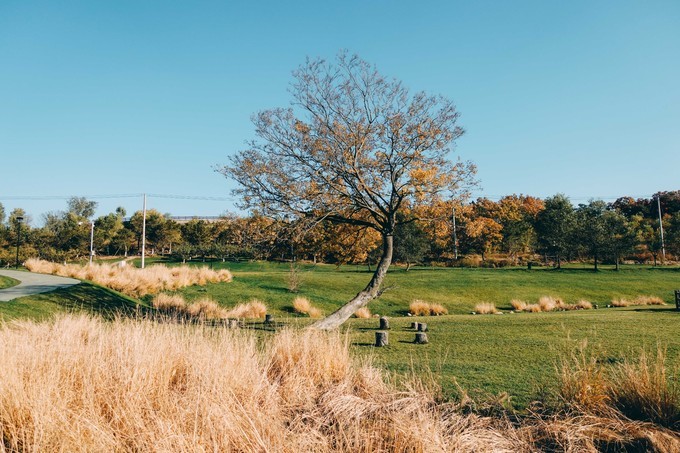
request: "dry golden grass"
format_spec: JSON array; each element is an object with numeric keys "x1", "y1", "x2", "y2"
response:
[
  {"x1": 573, "y1": 299, "x2": 593, "y2": 310},
  {"x1": 510, "y1": 299, "x2": 527, "y2": 311},
  {"x1": 186, "y1": 297, "x2": 229, "y2": 320},
  {"x1": 611, "y1": 298, "x2": 632, "y2": 307},
  {"x1": 552, "y1": 345, "x2": 680, "y2": 449},
  {"x1": 611, "y1": 295, "x2": 666, "y2": 308},
  {"x1": 224, "y1": 299, "x2": 267, "y2": 319},
  {"x1": 524, "y1": 304, "x2": 542, "y2": 313},
  {"x1": 292, "y1": 297, "x2": 322, "y2": 318},
  {"x1": 292, "y1": 296, "x2": 312, "y2": 314},
  {"x1": 25, "y1": 258, "x2": 232, "y2": 297},
  {"x1": 538, "y1": 296, "x2": 560, "y2": 312},
  {"x1": 474, "y1": 302, "x2": 500, "y2": 315},
  {"x1": 409, "y1": 300, "x2": 448, "y2": 316},
  {"x1": 409, "y1": 300, "x2": 431, "y2": 316},
  {"x1": 634, "y1": 295, "x2": 666, "y2": 306},
  {"x1": 429, "y1": 303, "x2": 449, "y2": 316},
  {"x1": 152, "y1": 293, "x2": 187, "y2": 312},
  {"x1": 353, "y1": 307, "x2": 372, "y2": 319},
  {"x1": 0, "y1": 315, "x2": 530, "y2": 452},
  {"x1": 152, "y1": 294, "x2": 266, "y2": 320}
]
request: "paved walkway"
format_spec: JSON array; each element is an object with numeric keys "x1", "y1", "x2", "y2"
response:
[{"x1": 0, "y1": 269, "x2": 80, "y2": 302}]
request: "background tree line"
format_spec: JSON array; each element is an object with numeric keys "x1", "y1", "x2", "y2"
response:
[{"x1": 1, "y1": 191, "x2": 679, "y2": 268}]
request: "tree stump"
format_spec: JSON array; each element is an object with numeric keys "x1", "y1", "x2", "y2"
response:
[
  {"x1": 375, "y1": 331, "x2": 388, "y2": 347},
  {"x1": 379, "y1": 316, "x2": 390, "y2": 330},
  {"x1": 265, "y1": 314, "x2": 274, "y2": 324},
  {"x1": 418, "y1": 323, "x2": 428, "y2": 332},
  {"x1": 414, "y1": 332, "x2": 429, "y2": 344},
  {"x1": 410, "y1": 322, "x2": 419, "y2": 329}
]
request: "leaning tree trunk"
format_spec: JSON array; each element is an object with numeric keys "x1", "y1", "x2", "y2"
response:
[{"x1": 311, "y1": 234, "x2": 393, "y2": 330}]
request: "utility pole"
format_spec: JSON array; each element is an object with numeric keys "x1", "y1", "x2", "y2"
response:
[
  {"x1": 14, "y1": 216, "x2": 23, "y2": 269},
  {"x1": 89, "y1": 221, "x2": 95, "y2": 265},
  {"x1": 141, "y1": 193, "x2": 147, "y2": 269},
  {"x1": 452, "y1": 205, "x2": 458, "y2": 260},
  {"x1": 657, "y1": 194, "x2": 666, "y2": 262}
]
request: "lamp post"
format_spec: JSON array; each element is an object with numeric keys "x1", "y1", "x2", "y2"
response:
[
  {"x1": 79, "y1": 221, "x2": 95, "y2": 265},
  {"x1": 14, "y1": 216, "x2": 24, "y2": 269}
]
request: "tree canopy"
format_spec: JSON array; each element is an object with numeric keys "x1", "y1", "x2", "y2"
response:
[{"x1": 219, "y1": 53, "x2": 475, "y2": 329}]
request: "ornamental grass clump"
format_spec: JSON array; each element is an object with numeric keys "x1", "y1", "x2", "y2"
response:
[
  {"x1": 473, "y1": 302, "x2": 500, "y2": 315},
  {"x1": 409, "y1": 300, "x2": 448, "y2": 316},
  {"x1": 25, "y1": 258, "x2": 232, "y2": 297},
  {"x1": 292, "y1": 297, "x2": 322, "y2": 318},
  {"x1": 353, "y1": 307, "x2": 372, "y2": 319},
  {"x1": 0, "y1": 314, "x2": 531, "y2": 452}
]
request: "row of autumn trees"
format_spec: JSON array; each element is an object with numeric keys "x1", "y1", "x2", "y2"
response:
[{"x1": 1, "y1": 192, "x2": 679, "y2": 268}]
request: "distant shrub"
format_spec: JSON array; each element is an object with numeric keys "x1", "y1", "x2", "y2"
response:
[
  {"x1": 292, "y1": 297, "x2": 322, "y2": 318},
  {"x1": 225, "y1": 299, "x2": 267, "y2": 319},
  {"x1": 409, "y1": 300, "x2": 448, "y2": 316},
  {"x1": 634, "y1": 295, "x2": 666, "y2": 306},
  {"x1": 354, "y1": 307, "x2": 372, "y2": 319},
  {"x1": 153, "y1": 293, "x2": 188, "y2": 312},
  {"x1": 409, "y1": 300, "x2": 431, "y2": 316},
  {"x1": 524, "y1": 304, "x2": 542, "y2": 313},
  {"x1": 25, "y1": 258, "x2": 232, "y2": 297},
  {"x1": 538, "y1": 296, "x2": 561, "y2": 312},
  {"x1": 474, "y1": 302, "x2": 499, "y2": 315},
  {"x1": 573, "y1": 300, "x2": 593, "y2": 310},
  {"x1": 457, "y1": 255, "x2": 482, "y2": 268},
  {"x1": 187, "y1": 297, "x2": 228, "y2": 320},
  {"x1": 510, "y1": 300, "x2": 527, "y2": 311},
  {"x1": 611, "y1": 298, "x2": 632, "y2": 307},
  {"x1": 429, "y1": 303, "x2": 449, "y2": 316}
]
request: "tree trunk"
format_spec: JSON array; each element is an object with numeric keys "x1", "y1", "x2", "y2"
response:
[
  {"x1": 615, "y1": 256, "x2": 620, "y2": 271},
  {"x1": 311, "y1": 233, "x2": 393, "y2": 330},
  {"x1": 556, "y1": 254, "x2": 561, "y2": 269},
  {"x1": 406, "y1": 261, "x2": 411, "y2": 272},
  {"x1": 594, "y1": 252, "x2": 598, "y2": 271}
]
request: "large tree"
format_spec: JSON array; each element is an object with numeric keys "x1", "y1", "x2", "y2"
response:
[{"x1": 219, "y1": 53, "x2": 475, "y2": 329}]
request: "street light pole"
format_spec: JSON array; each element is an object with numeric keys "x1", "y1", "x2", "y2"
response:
[
  {"x1": 15, "y1": 216, "x2": 24, "y2": 269},
  {"x1": 452, "y1": 205, "x2": 458, "y2": 260},
  {"x1": 89, "y1": 221, "x2": 95, "y2": 265}
]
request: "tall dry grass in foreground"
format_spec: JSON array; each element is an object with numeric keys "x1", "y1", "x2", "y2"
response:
[
  {"x1": 0, "y1": 315, "x2": 524, "y2": 452},
  {"x1": 0, "y1": 316, "x2": 677, "y2": 451},
  {"x1": 25, "y1": 258, "x2": 232, "y2": 297}
]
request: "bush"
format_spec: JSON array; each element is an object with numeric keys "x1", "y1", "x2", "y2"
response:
[
  {"x1": 292, "y1": 297, "x2": 323, "y2": 318},
  {"x1": 354, "y1": 307, "x2": 372, "y2": 318},
  {"x1": 409, "y1": 300, "x2": 448, "y2": 316},
  {"x1": 473, "y1": 302, "x2": 499, "y2": 315},
  {"x1": 25, "y1": 258, "x2": 233, "y2": 297}
]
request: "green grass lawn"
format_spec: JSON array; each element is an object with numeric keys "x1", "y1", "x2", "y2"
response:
[
  {"x1": 347, "y1": 306, "x2": 680, "y2": 408},
  {"x1": 166, "y1": 261, "x2": 680, "y2": 316},
  {"x1": 0, "y1": 275, "x2": 19, "y2": 290}
]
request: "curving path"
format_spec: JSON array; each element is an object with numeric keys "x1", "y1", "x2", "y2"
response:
[{"x1": 0, "y1": 269, "x2": 80, "y2": 302}]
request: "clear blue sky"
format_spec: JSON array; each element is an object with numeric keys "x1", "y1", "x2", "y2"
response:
[{"x1": 1, "y1": 0, "x2": 679, "y2": 224}]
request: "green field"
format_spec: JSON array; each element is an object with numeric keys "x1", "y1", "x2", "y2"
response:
[
  {"x1": 168, "y1": 261, "x2": 680, "y2": 316},
  {"x1": 0, "y1": 275, "x2": 19, "y2": 290},
  {"x1": 3, "y1": 261, "x2": 680, "y2": 409}
]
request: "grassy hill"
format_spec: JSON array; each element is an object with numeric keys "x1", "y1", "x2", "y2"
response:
[{"x1": 0, "y1": 281, "x2": 147, "y2": 322}]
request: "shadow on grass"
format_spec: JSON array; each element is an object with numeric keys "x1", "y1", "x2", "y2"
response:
[{"x1": 632, "y1": 307, "x2": 680, "y2": 313}]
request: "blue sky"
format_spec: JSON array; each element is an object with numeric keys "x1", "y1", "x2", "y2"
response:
[{"x1": 1, "y1": 1, "x2": 679, "y2": 224}]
